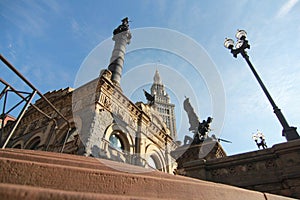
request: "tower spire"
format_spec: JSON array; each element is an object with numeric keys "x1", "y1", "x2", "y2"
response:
[
  {"x1": 107, "y1": 17, "x2": 132, "y2": 88},
  {"x1": 151, "y1": 70, "x2": 177, "y2": 140},
  {"x1": 154, "y1": 69, "x2": 162, "y2": 84}
]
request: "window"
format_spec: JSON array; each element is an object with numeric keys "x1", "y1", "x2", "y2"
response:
[
  {"x1": 26, "y1": 137, "x2": 41, "y2": 150},
  {"x1": 148, "y1": 155, "x2": 157, "y2": 169},
  {"x1": 109, "y1": 133, "x2": 124, "y2": 151},
  {"x1": 13, "y1": 144, "x2": 22, "y2": 149},
  {"x1": 147, "y1": 154, "x2": 162, "y2": 171}
]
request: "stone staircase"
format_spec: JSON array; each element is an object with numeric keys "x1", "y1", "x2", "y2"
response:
[{"x1": 0, "y1": 149, "x2": 294, "y2": 200}]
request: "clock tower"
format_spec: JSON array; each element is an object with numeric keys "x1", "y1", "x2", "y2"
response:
[{"x1": 151, "y1": 70, "x2": 177, "y2": 140}]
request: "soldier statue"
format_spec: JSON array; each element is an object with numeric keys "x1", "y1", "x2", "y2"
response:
[{"x1": 113, "y1": 17, "x2": 130, "y2": 35}]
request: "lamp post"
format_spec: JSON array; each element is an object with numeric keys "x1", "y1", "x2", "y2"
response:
[
  {"x1": 224, "y1": 30, "x2": 299, "y2": 141},
  {"x1": 252, "y1": 131, "x2": 267, "y2": 149}
]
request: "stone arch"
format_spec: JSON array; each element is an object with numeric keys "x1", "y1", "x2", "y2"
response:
[
  {"x1": 103, "y1": 123, "x2": 134, "y2": 153},
  {"x1": 148, "y1": 153, "x2": 162, "y2": 170},
  {"x1": 13, "y1": 144, "x2": 22, "y2": 149},
  {"x1": 52, "y1": 119, "x2": 78, "y2": 145},
  {"x1": 99, "y1": 123, "x2": 134, "y2": 163},
  {"x1": 25, "y1": 136, "x2": 41, "y2": 150},
  {"x1": 12, "y1": 141, "x2": 24, "y2": 149},
  {"x1": 145, "y1": 144, "x2": 166, "y2": 172}
]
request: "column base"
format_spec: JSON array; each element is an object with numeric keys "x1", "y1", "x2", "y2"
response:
[{"x1": 282, "y1": 127, "x2": 300, "y2": 141}]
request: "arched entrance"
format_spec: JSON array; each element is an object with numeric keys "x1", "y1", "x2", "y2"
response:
[
  {"x1": 145, "y1": 144, "x2": 166, "y2": 172},
  {"x1": 147, "y1": 154, "x2": 162, "y2": 170},
  {"x1": 25, "y1": 137, "x2": 41, "y2": 150}
]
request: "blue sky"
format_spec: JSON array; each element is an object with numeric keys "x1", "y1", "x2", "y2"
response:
[{"x1": 1, "y1": 0, "x2": 300, "y2": 155}]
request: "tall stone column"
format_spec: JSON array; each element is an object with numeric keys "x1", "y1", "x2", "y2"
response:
[{"x1": 108, "y1": 18, "x2": 132, "y2": 88}]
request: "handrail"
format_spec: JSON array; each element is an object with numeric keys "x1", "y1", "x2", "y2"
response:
[
  {"x1": 0, "y1": 54, "x2": 70, "y2": 150},
  {"x1": 0, "y1": 54, "x2": 70, "y2": 128}
]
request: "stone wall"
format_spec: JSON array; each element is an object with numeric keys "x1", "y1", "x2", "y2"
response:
[
  {"x1": 0, "y1": 148, "x2": 295, "y2": 200},
  {"x1": 177, "y1": 139, "x2": 300, "y2": 199}
]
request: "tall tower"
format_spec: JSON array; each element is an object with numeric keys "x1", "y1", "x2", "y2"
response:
[
  {"x1": 108, "y1": 17, "x2": 132, "y2": 88},
  {"x1": 151, "y1": 70, "x2": 177, "y2": 140}
]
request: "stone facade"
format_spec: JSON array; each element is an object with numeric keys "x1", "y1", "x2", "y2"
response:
[
  {"x1": 175, "y1": 139, "x2": 300, "y2": 199},
  {"x1": 0, "y1": 87, "x2": 75, "y2": 151},
  {"x1": 0, "y1": 69, "x2": 177, "y2": 173}
]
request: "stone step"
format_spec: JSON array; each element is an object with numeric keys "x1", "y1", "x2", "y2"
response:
[
  {"x1": 0, "y1": 183, "x2": 158, "y2": 200},
  {"x1": 0, "y1": 148, "x2": 153, "y2": 174},
  {"x1": 0, "y1": 149, "x2": 294, "y2": 200},
  {"x1": 0, "y1": 148, "x2": 195, "y2": 180}
]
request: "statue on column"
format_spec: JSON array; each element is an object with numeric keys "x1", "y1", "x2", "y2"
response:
[
  {"x1": 108, "y1": 17, "x2": 132, "y2": 86},
  {"x1": 113, "y1": 17, "x2": 130, "y2": 35}
]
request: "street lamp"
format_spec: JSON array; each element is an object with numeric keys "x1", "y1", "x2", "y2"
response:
[
  {"x1": 224, "y1": 30, "x2": 299, "y2": 141},
  {"x1": 252, "y1": 130, "x2": 267, "y2": 149}
]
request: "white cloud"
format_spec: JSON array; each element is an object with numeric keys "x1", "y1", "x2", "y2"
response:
[
  {"x1": 1, "y1": 1, "x2": 46, "y2": 36},
  {"x1": 276, "y1": 0, "x2": 299, "y2": 18},
  {"x1": 71, "y1": 19, "x2": 80, "y2": 33}
]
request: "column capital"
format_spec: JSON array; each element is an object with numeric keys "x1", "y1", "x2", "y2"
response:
[{"x1": 112, "y1": 30, "x2": 132, "y2": 45}]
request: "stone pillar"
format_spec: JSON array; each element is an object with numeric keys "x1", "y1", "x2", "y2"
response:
[
  {"x1": 108, "y1": 19, "x2": 131, "y2": 88},
  {"x1": 134, "y1": 120, "x2": 142, "y2": 166}
]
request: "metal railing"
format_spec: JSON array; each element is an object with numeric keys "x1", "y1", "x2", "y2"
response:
[{"x1": 0, "y1": 54, "x2": 71, "y2": 151}]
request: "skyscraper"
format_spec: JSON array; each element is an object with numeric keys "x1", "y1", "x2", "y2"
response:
[{"x1": 150, "y1": 70, "x2": 177, "y2": 140}]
